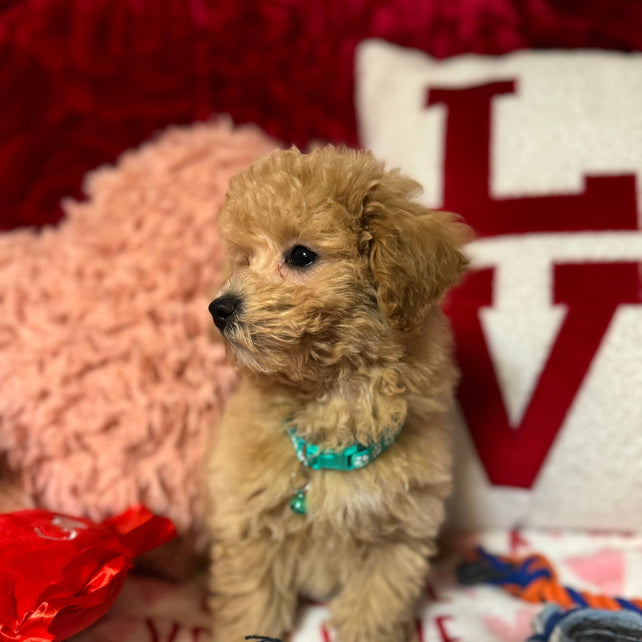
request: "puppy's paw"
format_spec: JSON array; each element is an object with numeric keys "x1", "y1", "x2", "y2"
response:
[{"x1": 209, "y1": 592, "x2": 292, "y2": 642}]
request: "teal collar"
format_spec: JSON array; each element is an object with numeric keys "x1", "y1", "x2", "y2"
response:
[
  {"x1": 285, "y1": 425, "x2": 402, "y2": 515},
  {"x1": 286, "y1": 425, "x2": 401, "y2": 472}
]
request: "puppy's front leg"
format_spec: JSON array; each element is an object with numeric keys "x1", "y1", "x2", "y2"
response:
[
  {"x1": 329, "y1": 540, "x2": 430, "y2": 642},
  {"x1": 209, "y1": 537, "x2": 296, "y2": 642}
]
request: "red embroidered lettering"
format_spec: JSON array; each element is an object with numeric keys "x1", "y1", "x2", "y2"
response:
[
  {"x1": 145, "y1": 619, "x2": 180, "y2": 642},
  {"x1": 428, "y1": 82, "x2": 641, "y2": 487},
  {"x1": 415, "y1": 618, "x2": 425, "y2": 642},
  {"x1": 449, "y1": 262, "x2": 640, "y2": 487},
  {"x1": 435, "y1": 615, "x2": 460, "y2": 642},
  {"x1": 192, "y1": 626, "x2": 208, "y2": 642},
  {"x1": 320, "y1": 623, "x2": 332, "y2": 642}
]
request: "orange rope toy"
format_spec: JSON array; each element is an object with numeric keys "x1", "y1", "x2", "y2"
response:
[{"x1": 457, "y1": 547, "x2": 642, "y2": 614}]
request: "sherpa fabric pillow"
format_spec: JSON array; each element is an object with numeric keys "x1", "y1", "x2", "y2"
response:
[
  {"x1": 0, "y1": 120, "x2": 278, "y2": 551},
  {"x1": 356, "y1": 41, "x2": 642, "y2": 532}
]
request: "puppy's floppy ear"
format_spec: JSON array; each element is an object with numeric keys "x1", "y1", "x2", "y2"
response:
[{"x1": 361, "y1": 169, "x2": 470, "y2": 332}]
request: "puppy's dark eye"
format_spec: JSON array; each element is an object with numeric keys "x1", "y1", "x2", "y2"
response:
[{"x1": 286, "y1": 245, "x2": 318, "y2": 269}]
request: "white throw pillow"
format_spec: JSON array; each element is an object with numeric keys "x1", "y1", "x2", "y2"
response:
[{"x1": 356, "y1": 40, "x2": 642, "y2": 532}]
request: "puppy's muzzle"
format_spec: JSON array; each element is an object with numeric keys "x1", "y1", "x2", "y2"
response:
[{"x1": 209, "y1": 294, "x2": 242, "y2": 332}]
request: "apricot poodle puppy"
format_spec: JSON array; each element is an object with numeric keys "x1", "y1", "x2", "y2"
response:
[{"x1": 207, "y1": 146, "x2": 469, "y2": 642}]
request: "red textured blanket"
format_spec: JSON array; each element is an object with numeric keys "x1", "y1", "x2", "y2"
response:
[{"x1": 2, "y1": 0, "x2": 642, "y2": 230}]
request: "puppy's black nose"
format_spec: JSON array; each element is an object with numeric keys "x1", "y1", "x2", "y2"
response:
[{"x1": 209, "y1": 295, "x2": 241, "y2": 331}]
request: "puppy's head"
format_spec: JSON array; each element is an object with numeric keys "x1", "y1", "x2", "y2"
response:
[{"x1": 210, "y1": 146, "x2": 468, "y2": 383}]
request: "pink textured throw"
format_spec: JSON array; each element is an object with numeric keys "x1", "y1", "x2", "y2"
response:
[{"x1": 0, "y1": 120, "x2": 278, "y2": 550}]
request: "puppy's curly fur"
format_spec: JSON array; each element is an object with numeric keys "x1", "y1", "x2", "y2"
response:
[{"x1": 207, "y1": 146, "x2": 469, "y2": 642}]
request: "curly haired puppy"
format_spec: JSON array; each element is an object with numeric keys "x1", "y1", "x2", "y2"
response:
[{"x1": 207, "y1": 146, "x2": 469, "y2": 642}]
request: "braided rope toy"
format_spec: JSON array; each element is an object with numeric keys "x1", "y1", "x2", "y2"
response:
[{"x1": 457, "y1": 547, "x2": 642, "y2": 614}]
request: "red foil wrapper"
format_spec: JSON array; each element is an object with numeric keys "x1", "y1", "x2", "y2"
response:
[{"x1": 0, "y1": 505, "x2": 177, "y2": 641}]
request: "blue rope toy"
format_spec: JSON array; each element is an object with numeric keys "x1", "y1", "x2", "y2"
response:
[{"x1": 458, "y1": 547, "x2": 642, "y2": 641}]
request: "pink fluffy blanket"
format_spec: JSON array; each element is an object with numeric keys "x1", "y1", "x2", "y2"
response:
[{"x1": 0, "y1": 120, "x2": 277, "y2": 552}]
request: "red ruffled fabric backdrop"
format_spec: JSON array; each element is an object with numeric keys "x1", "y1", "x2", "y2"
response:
[{"x1": 2, "y1": 0, "x2": 642, "y2": 230}]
